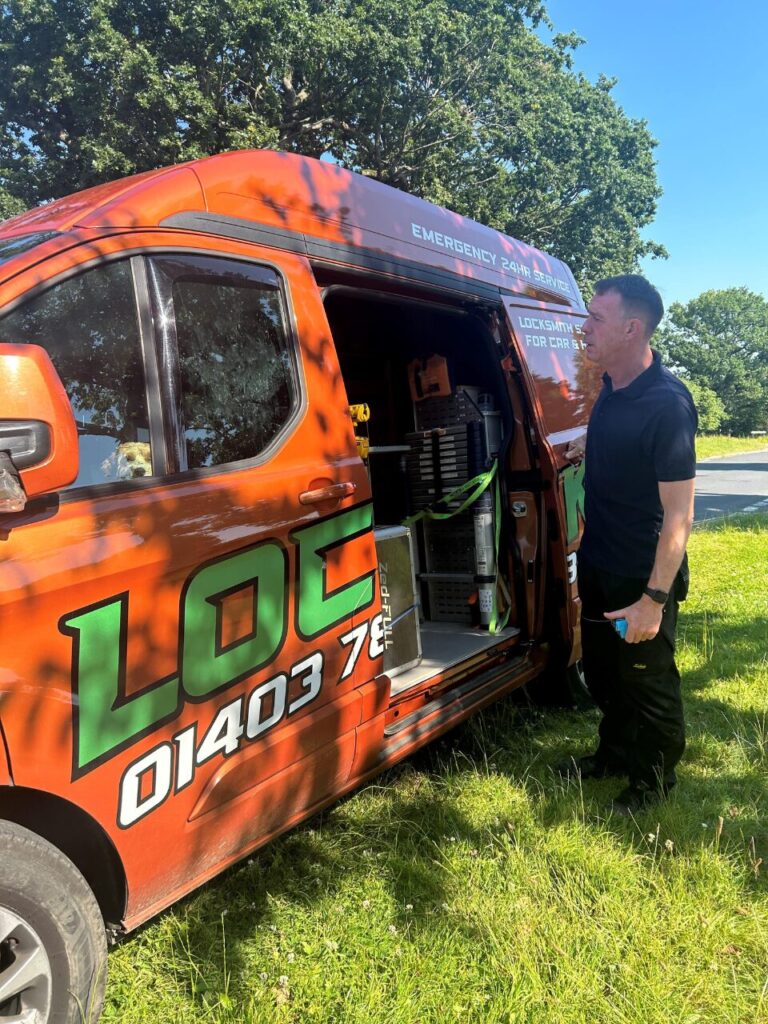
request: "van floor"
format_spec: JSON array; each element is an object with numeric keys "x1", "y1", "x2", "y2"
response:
[{"x1": 389, "y1": 621, "x2": 521, "y2": 696}]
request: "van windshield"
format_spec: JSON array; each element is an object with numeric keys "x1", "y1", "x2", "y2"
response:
[{"x1": 0, "y1": 231, "x2": 59, "y2": 267}]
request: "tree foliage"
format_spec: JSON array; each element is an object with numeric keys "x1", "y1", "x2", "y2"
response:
[
  {"x1": 656, "y1": 288, "x2": 768, "y2": 435},
  {"x1": 678, "y1": 378, "x2": 725, "y2": 434},
  {"x1": 0, "y1": 0, "x2": 663, "y2": 284}
]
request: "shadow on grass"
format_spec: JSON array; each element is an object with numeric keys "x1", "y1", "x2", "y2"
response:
[
  {"x1": 122, "y1": 581, "x2": 767, "y2": 1012},
  {"x1": 677, "y1": 609, "x2": 768, "y2": 695},
  {"x1": 153, "y1": 771, "x2": 496, "y2": 1012},
  {"x1": 139, "y1": 684, "x2": 766, "y2": 1016},
  {"x1": 427, "y1": 696, "x2": 768, "y2": 892}
]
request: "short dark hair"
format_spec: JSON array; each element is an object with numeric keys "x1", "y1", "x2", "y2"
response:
[{"x1": 593, "y1": 274, "x2": 664, "y2": 336}]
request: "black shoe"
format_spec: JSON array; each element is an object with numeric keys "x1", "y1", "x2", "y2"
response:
[
  {"x1": 554, "y1": 754, "x2": 623, "y2": 780},
  {"x1": 610, "y1": 783, "x2": 666, "y2": 817}
]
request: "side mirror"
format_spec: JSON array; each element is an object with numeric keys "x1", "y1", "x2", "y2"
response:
[{"x1": 0, "y1": 343, "x2": 78, "y2": 511}]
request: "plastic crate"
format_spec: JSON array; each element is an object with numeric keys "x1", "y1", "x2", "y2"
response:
[
  {"x1": 415, "y1": 388, "x2": 483, "y2": 430},
  {"x1": 425, "y1": 578, "x2": 475, "y2": 624},
  {"x1": 405, "y1": 424, "x2": 484, "y2": 510},
  {"x1": 423, "y1": 514, "x2": 476, "y2": 573}
]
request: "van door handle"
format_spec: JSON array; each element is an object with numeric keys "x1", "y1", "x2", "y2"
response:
[{"x1": 299, "y1": 481, "x2": 357, "y2": 505}]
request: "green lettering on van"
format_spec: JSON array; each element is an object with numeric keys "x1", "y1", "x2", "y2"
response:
[
  {"x1": 61, "y1": 596, "x2": 179, "y2": 773},
  {"x1": 61, "y1": 504, "x2": 375, "y2": 776},
  {"x1": 562, "y1": 460, "x2": 586, "y2": 543},
  {"x1": 292, "y1": 503, "x2": 376, "y2": 640},
  {"x1": 181, "y1": 542, "x2": 287, "y2": 699}
]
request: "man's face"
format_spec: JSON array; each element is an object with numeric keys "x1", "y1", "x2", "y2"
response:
[{"x1": 582, "y1": 289, "x2": 630, "y2": 366}]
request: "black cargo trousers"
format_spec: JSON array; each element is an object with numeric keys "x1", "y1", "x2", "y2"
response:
[{"x1": 578, "y1": 554, "x2": 688, "y2": 791}]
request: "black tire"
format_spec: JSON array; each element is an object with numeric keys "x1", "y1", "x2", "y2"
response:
[
  {"x1": 0, "y1": 820, "x2": 107, "y2": 1024},
  {"x1": 563, "y1": 660, "x2": 595, "y2": 710}
]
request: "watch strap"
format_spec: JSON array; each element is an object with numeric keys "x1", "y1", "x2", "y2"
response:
[{"x1": 643, "y1": 586, "x2": 669, "y2": 605}]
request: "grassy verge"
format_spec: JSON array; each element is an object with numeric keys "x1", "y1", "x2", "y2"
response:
[
  {"x1": 697, "y1": 435, "x2": 768, "y2": 460},
  {"x1": 105, "y1": 516, "x2": 768, "y2": 1024}
]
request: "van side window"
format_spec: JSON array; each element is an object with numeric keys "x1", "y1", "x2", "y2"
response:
[
  {"x1": 148, "y1": 256, "x2": 298, "y2": 470},
  {"x1": 0, "y1": 260, "x2": 154, "y2": 488}
]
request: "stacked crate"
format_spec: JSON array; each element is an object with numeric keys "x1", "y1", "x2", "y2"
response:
[
  {"x1": 406, "y1": 389, "x2": 490, "y2": 624},
  {"x1": 405, "y1": 424, "x2": 482, "y2": 511}
]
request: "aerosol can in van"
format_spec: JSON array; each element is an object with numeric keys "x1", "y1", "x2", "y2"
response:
[{"x1": 473, "y1": 393, "x2": 501, "y2": 627}]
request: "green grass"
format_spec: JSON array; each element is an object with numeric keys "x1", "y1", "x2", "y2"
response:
[
  {"x1": 697, "y1": 435, "x2": 768, "y2": 460},
  {"x1": 104, "y1": 517, "x2": 768, "y2": 1024}
]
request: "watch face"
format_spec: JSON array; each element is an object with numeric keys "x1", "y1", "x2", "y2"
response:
[{"x1": 645, "y1": 587, "x2": 668, "y2": 604}]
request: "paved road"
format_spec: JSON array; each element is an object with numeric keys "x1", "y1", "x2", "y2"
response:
[{"x1": 694, "y1": 449, "x2": 768, "y2": 522}]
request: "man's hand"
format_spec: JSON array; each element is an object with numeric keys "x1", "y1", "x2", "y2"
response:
[
  {"x1": 564, "y1": 431, "x2": 587, "y2": 463},
  {"x1": 604, "y1": 597, "x2": 664, "y2": 644},
  {"x1": 603, "y1": 479, "x2": 694, "y2": 644}
]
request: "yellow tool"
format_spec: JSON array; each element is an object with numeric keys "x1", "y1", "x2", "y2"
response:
[
  {"x1": 349, "y1": 404, "x2": 371, "y2": 459},
  {"x1": 349, "y1": 403, "x2": 370, "y2": 424}
]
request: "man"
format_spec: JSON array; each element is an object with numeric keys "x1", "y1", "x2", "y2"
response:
[{"x1": 560, "y1": 274, "x2": 697, "y2": 816}]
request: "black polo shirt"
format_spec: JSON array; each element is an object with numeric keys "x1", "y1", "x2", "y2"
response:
[{"x1": 579, "y1": 350, "x2": 697, "y2": 578}]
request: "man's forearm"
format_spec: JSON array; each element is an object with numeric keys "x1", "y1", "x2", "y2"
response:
[{"x1": 647, "y1": 514, "x2": 692, "y2": 593}]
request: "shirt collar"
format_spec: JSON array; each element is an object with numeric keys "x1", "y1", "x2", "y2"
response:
[{"x1": 602, "y1": 349, "x2": 662, "y2": 398}]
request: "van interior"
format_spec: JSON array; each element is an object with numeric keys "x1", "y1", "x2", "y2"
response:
[{"x1": 322, "y1": 283, "x2": 527, "y2": 696}]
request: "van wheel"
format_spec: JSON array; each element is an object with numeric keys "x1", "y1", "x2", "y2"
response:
[
  {"x1": 564, "y1": 660, "x2": 594, "y2": 710},
  {"x1": 0, "y1": 821, "x2": 107, "y2": 1024}
]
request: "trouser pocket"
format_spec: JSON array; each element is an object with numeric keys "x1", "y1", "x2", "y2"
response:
[
  {"x1": 578, "y1": 556, "x2": 687, "y2": 788},
  {"x1": 674, "y1": 553, "x2": 690, "y2": 602}
]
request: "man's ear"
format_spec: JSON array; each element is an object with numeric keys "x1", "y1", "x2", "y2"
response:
[{"x1": 625, "y1": 316, "x2": 645, "y2": 342}]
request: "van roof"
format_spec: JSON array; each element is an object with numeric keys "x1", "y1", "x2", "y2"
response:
[{"x1": 0, "y1": 150, "x2": 583, "y2": 309}]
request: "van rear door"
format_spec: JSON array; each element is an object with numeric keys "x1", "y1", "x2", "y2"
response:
[{"x1": 502, "y1": 299, "x2": 601, "y2": 655}]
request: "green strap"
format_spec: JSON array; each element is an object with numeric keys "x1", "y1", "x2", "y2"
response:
[
  {"x1": 488, "y1": 470, "x2": 511, "y2": 634},
  {"x1": 402, "y1": 459, "x2": 510, "y2": 635},
  {"x1": 402, "y1": 463, "x2": 497, "y2": 526}
]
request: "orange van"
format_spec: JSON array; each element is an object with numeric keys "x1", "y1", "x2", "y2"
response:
[{"x1": 0, "y1": 150, "x2": 600, "y2": 1022}]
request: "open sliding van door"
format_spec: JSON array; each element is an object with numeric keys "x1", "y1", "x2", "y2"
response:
[{"x1": 501, "y1": 298, "x2": 602, "y2": 664}]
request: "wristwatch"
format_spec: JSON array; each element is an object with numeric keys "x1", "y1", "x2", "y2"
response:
[{"x1": 643, "y1": 586, "x2": 669, "y2": 605}]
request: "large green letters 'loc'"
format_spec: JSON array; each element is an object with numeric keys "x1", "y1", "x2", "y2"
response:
[
  {"x1": 61, "y1": 597, "x2": 179, "y2": 773},
  {"x1": 293, "y1": 504, "x2": 375, "y2": 639},
  {"x1": 182, "y1": 542, "x2": 287, "y2": 698}
]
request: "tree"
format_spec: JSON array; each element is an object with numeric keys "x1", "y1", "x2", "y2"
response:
[
  {"x1": 0, "y1": 0, "x2": 663, "y2": 285},
  {"x1": 656, "y1": 288, "x2": 768, "y2": 435},
  {"x1": 678, "y1": 379, "x2": 725, "y2": 434}
]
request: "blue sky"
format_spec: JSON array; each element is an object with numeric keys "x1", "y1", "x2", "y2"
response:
[{"x1": 541, "y1": 1, "x2": 768, "y2": 309}]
